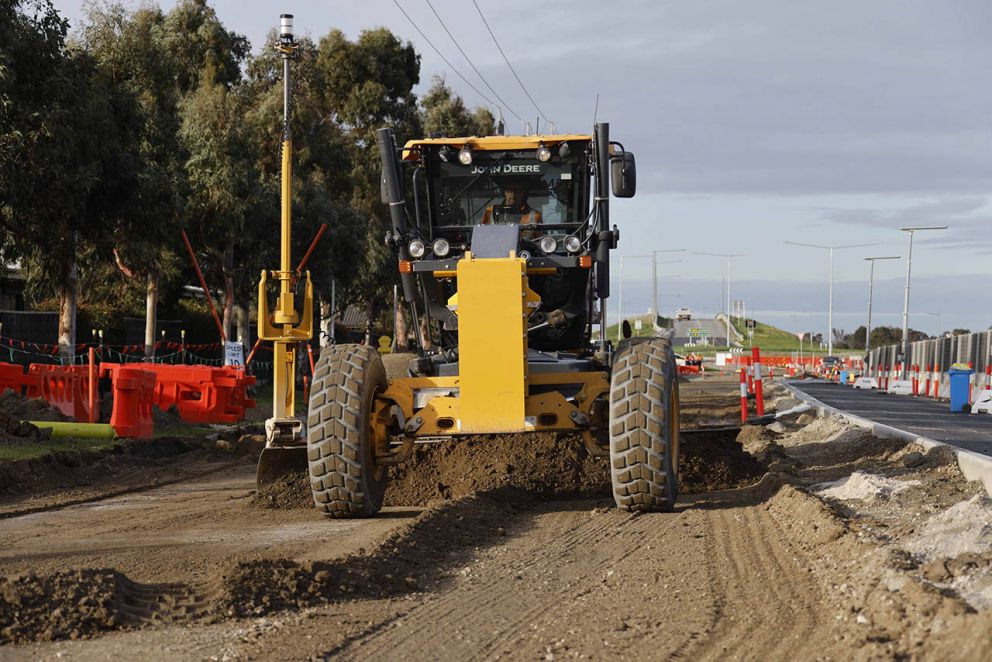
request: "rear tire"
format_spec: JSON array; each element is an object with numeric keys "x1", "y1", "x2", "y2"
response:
[
  {"x1": 307, "y1": 344, "x2": 388, "y2": 518},
  {"x1": 609, "y1": 337, "x2": 680, "y2": 512}
]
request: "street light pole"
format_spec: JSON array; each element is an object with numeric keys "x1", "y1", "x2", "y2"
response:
[
  {"x1": 899, "y1": 226, "x2": 947, "y2": 376},
  {"x1": 618, "y1": 254, "x2": 652, "y2": 333},
  {"x1": 693, "y1": 252, "x2": 744, "y2": 349},
  {"x1": 651, "y1": 249, "x2": 685, "y2": 323},
  {"x1": 785, "y1": 241, "x2": 878, "y2": 355},
  {"x1": 863, "y1": 255, "x2": 900, "y2": 364},
  {"x1": 653, "y1": 259, "x2": 682, "y2": 326}
]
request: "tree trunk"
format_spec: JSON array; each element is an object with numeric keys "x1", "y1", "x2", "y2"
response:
[
  {"x1": 394, "y1": 303, "x2": 409, "y2": 353},
  {"x1": 235, "y1": 300, "x2": 249, "y2": 346},
  {"x1": 222, "y1": 238, "x2": 235, "y2": 342},
  {"x1": 57, "y1": 252, "x2": 78, "y2": 362},
  {"x1": 319, "y1": 296, "x2": 333, "y2": 348},
  {"x1": 419, "y1": 315, "x2": 432, "y2": 351},
  {"x1": 364, "y1": 299, "x2": 374, "y2": 345},
  {"x1": 144, "y1": 271, "x2": 158, "y2": 360}
]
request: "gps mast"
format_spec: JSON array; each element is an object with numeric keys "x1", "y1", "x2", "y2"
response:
[{"x1": 255, "y1": 14, "x2": 314, "y2": 484}]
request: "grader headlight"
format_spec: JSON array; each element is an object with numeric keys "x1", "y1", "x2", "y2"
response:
[
  {"x1": 539, "y1": 235, "x2": 558, "y2": 255},
  {"x1": 432, "y1": 238, "x2": 451, "y2": 258},
  {"x1": 408, "y1": 239, "x2": 426, "y2": 258}
]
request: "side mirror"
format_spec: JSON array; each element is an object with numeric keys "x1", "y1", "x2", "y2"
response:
[{"x1": 611, "y1": 151, "x2": 636, "y2": 198}]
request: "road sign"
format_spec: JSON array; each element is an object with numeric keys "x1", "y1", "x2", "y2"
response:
[
  {"x1": 634, "y1": 319, "x2": 643, "y2": 331},
  {"x1": 688, "y1": 328, "x2": 710, "y2": 338},
  {"x1": 746, "y1": 319, "x2": 756, "y2": 330},
  {"x1": 224, "y1": 341, "x2": 244, "y2": 366}
]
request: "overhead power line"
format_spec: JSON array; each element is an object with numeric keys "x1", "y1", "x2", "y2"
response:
[
  {"x1": 422, "y1": 0, "x2": 523, "y2": 123},
  {"x1": 390, "y1": 0, "x2": 497, "y2": 109},
  {"x1": 472, "y1": 0, "x2": 551, "y2": 127}
]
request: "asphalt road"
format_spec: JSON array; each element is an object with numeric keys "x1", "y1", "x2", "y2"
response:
[
  {"x1": 672, "y1": 318, "x2": 730, "y2": 346},
  {"x1": 789, "y1": 380, "x2": 992, "y2": 456}
]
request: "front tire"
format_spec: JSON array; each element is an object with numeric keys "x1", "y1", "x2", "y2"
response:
[
  {"x1": 609, "y1": 337, "x2": 680, "y2": 512},
  {"x1": 307, "y1": 344, "x2": 388, "y2": 518}
]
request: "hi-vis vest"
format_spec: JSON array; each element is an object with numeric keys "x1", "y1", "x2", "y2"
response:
[{"x1": 481, "y1": 206, "x2": 542, "y2": 226}]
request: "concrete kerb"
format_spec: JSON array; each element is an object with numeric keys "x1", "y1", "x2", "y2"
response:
[{"x1": 780, "y1": 381, "x2": 992, "y2": 497}]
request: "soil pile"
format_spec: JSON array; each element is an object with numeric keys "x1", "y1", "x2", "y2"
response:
[
  {"x1": 249, "y1": 471, "x2": 312, "y2": 509},
  {"x1": 385, "y1": 433, "x2": 609, "y2": 506},
  {"x1": 250, "y1": 429, "x2": 770, "y2": 510},
  {"x1": 814, "y1": 471, "x2": 920, "y2": 502},
  {"x1": 679, "y1": 429, "x2": 765, "y2": 492},
  {"x1": 0, "y1": 569, "x2": 126, "y2": 644},
  {"x1": 0, "y1": 388, "x2": 71, "y2": 424},
  {"x1": 226, "y1": 488, "x2": 530, "y2": 617},
  {"x1": 904, "y1": 495, "x2": 992, "y2": 562}
]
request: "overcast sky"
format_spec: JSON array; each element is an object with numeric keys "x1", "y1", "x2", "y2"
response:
[{"x1": 53, "y1": 0, "x2": 992, "y2": 335}]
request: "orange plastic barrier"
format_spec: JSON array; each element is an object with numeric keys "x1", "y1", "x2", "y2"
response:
[
  {"x1": 100, "y1": 364, "x2": 155, "y2": 438},
  {"x1": 138, "y1": 364, "x2": 256, "y2": 424},
  {"x1": 0, "y1": 362, "x2": 41, "y2": 396},
  {"x1": 27, "y1": 364, "x2": 98, "y2": 422}
]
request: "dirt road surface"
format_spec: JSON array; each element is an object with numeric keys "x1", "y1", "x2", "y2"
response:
[{"x1": 2, "y1": 375, "x2": 990, "y2": 660}]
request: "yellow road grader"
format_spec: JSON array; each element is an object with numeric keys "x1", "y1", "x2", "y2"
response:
[{"x1": 256, "y1": 16, "x2": 678, "y2": 515}]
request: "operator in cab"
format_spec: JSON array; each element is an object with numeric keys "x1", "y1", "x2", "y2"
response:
[{"x1": 481, "y1": 179, "x2": 542, "y2": 231}]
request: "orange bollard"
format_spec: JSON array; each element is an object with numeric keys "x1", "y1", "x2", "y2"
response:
[
  {"x1": 746, "y1": 357, "x2": 754, "y2": 394},
  {"x1": 740, "y1": 368, "x2": 748, "y2": 424},
  {"x1": 933, "y1": 363, "x2": 941, "y2": 399},
  {"x1": 753, "y1": 347, "x2": 764, "y2": 417},
  {"x1": 924, "y1": 363, "x2": 932, "y2": 400}
]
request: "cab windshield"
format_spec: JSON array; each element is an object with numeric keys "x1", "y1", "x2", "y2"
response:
[{"x1": 432, "y1": 155, "x2": 585, "y2": 228}]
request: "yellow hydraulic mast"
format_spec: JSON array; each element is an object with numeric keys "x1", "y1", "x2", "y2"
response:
[{"x1": 257, "y1": 13, "x2": 313, "y2": 450}]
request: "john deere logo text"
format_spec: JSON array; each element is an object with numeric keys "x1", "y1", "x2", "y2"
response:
[{"x1": 469, "y1": 164, "x2": 542, "y2": 175}]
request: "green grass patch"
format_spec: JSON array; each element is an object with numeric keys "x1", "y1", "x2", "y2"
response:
[
  {"x1": 0, "y1": 437, "x2": 117, "y2": 462},
  {"x1": 732, "y1": 318, "x2": 836, "y2": 354}
]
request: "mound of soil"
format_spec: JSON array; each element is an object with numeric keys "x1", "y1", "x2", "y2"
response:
[
  {"x1": 151, "y1": 405, "x2": 183, "y2": 428},
  {"x1": 0, "y1": 569, "x2": 126, "y2": 644},
  {"x1": 385, "y1": 433, "x2": 610, "y2": 506},
  {"x1": 249, "y1": 471, "x2": 312, "y2": 510},
  {"x1": 0, "y1": 388, "x2": 71, "y2": 424},
  {"x1": 226, "y1": 487, "x2": 531, "y2": 617},
  {"x1": 679, "y1": 429, "x2": 766, "y2": 492},
  {"x1": 252, "y1": 429, "x2": 770, "y2": 511}
]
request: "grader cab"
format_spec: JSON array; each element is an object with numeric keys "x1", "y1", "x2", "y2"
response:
[{"x1": 305, "y1": 124, "x2": 680, "y2": 517}]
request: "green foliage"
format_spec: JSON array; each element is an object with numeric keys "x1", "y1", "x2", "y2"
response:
[
  {"x1": 421, "y1": 75, "x2": 495, "y2": 137},
  {"x1": 833, "y1": 325, "x2": 930, "y2": 350},
  {"x1": 0, "y1": 0, "x2": 501, "y2": 348}
]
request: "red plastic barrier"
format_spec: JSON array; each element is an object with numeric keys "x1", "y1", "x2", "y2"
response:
[
  {"x1": 137, "y1": 364, "x2": 256, "y2": 424},
  {"x1": 0, "y1": 362, "x2": 41, "y2": 396},
  {"x1": 27, "y1": 364, "x2": 97, "y2": 422},
  {"x1": 100, "y1": 364, "x2": 155, "y2": 438}
]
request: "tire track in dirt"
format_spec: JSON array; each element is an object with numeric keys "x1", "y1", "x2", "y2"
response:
[
  {"x1": 687, "y1": 501, "x2": 825, "y2": 661},
  {"x1": 331, "y1": 504, "x2": 689, "y2": 660}
]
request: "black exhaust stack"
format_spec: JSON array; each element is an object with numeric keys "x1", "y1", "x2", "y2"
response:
[
  {"x1": 376, "y1": 128, "x2": 418, "y2": 304},
  {"x1": 593, "y1": 122, "x2": 615, "y2": 346}
]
